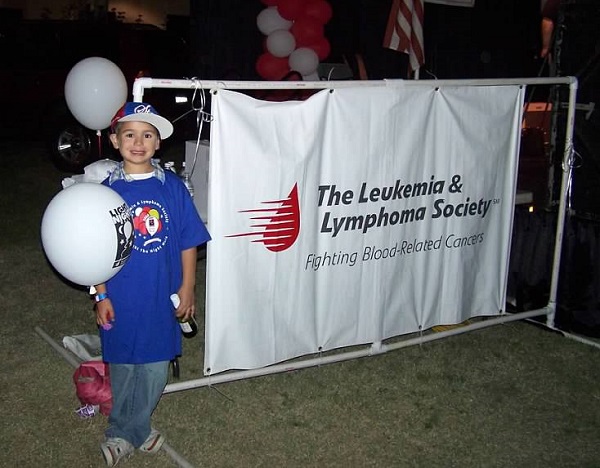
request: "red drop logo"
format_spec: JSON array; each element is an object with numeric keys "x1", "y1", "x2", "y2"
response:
[{"x1": 227, "y1": 184, "x2": 300, "y2": 252}]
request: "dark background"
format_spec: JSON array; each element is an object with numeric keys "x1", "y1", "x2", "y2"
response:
[
  {"x1": 186, "y1": 0, "x2": 600, "y2": 336},
  {"x1": 187, "y1": 0, "x2": 599, "y2": 218},
  {"x1": 1, "y1": 0, "x2": 599, "y2": 333},
  {"x1": 190, "y1": 0, "x2": 544, "y2": 80},
  {"x1": 1, "y1": 1, "x2": 597, "y2": 214}
]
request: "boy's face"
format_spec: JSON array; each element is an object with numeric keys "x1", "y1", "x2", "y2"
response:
[{"x1": 109, "y1": 121, "x2": 160, "y2": 173}]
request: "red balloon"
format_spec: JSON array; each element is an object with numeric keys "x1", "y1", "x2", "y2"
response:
[
  {"x1": 305, "y1": 0, "x2": 333, "y2": 24},
  {"x1": 261, "y1": 0, "x2": 280, "y2": 6},
  {"x1": 285, "y1": 71, "x2": 303, "y2": 81},
  {"x1": 308, "y1": 36, "x2": 331, "y2": 61},
  {"x1": 256, "y1": 52, "x2": 291, "y2": 80},
  {"x1": 277, "y1": 0, "x2": 305, "y2": 21},
  {"x1": 290, "y1": 15, "x2": 324, "y2": 48}
]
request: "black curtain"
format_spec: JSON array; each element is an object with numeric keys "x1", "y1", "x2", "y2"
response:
[
  {"x1": 509, "y1": 207, "x2": 600, "y2": 337},
  {"x1": 190, "y1": 0, "x2": 263, "y2": 80}
]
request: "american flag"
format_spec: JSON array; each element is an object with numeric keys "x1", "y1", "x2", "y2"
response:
[{"x1": 383, "y1": 0, "x2": 425, "y2": 73}]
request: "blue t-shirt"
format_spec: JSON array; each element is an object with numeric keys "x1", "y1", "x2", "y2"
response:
[{"x1": 100, "y1": 171, "x2": 210, "y2": 364}]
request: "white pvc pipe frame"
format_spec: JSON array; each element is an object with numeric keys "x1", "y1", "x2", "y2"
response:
[{"x1": 133, "y1": 76, "x2": 579, "y2": 394}]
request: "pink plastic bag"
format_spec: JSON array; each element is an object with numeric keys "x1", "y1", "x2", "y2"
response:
[{"x1": 73, "y1": 361, "x2": 112, "y2": 416}]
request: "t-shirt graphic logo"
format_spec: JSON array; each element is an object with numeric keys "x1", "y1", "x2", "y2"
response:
[
  {"x1": 110, "y1": 202, "x2": 134, "y2": 268},
  {"x1": 132, "y1": 205, "x2": 168, "y2": 250},
  {"x1": 227, "y1": 184, "x2": 300, "y2": 252}
]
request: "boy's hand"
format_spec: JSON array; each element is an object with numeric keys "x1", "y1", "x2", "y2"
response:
[
  {"x1": 96, "y1": 299, "x2": 115, "y2": 328},
  {"x1": 175, "y1": 287, "x2": 195, "y2": 321}
]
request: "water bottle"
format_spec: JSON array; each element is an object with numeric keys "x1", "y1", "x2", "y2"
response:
[
  {"x1": 170, "y1": 293, "x2": 198, "y2": 338},
  {"x1": 179, "y1": 162, "x2": 194, "y2": 198}
]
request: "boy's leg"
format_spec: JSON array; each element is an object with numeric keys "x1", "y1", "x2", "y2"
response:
[
  {"x1": 106, "y1": 363, "x2": 135, "y2": 443},
  {"x1": 106, "y1": 361, "x2": 169, "y2": 448}
]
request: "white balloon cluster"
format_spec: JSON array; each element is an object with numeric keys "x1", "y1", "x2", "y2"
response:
[
  {"x1": 255, "y1": 0, "x2": 332, "y2": 81},
  {"x1": 44, "y1": 57, "x2": 136, "y2": 288}
]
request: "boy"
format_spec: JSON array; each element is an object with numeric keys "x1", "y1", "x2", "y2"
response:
[{"x1": 94, "y1": 102, "x2": 210, "y2": 466}]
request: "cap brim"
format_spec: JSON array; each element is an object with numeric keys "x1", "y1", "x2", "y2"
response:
[{"x1": 117, "y1": 113, "x2": 173, "y2": 140}]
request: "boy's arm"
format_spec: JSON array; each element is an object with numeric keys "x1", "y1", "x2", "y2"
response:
[
  {"x1": 175, "y1": 247, "x2": 198, "y2": 321},
  {"x1": 94, "y1": 283, "x2": 115, "y2": 327}
]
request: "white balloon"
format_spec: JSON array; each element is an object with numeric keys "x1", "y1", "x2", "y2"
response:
[
  {"x1": 65, "y1": 57, "x2": 128, "y2": 131},
  {"x1": 41, "y1": 183, "x2": 134, "y2": 286},
  {"x1": 256, "y1": 7, "x2": 293, "y2": 36},
  {"x1": 266, "y1": 29, "x2": 296, "y2": 58},
  {"x1": 289, "y1": 48, "x2": 320, "y2": 76}
]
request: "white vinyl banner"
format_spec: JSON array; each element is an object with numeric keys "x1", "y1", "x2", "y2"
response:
[{"x1": 205, "y1": 84, "x2": 525, "y2": 375}]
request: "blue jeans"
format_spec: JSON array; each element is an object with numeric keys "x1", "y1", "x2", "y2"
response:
[{"x1": 105, "y1": 361, "x2": 169, "y2": 448}]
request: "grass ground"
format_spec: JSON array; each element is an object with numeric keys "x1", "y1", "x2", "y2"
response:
[{"x1": 1, "y1": 140, "x2": 599, "y2": 467}]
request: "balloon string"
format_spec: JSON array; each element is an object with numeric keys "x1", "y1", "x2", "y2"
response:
[{"x1": 97, "y1": 130, "x2": 102, "y2": 158}]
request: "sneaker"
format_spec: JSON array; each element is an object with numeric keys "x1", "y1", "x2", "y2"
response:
[
  {"x1": 100, "y1": 437, "x2": 134, "y2": 466},
  {"x1": 139, "y1": 429, "x2": 165, "y2": 454}
]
